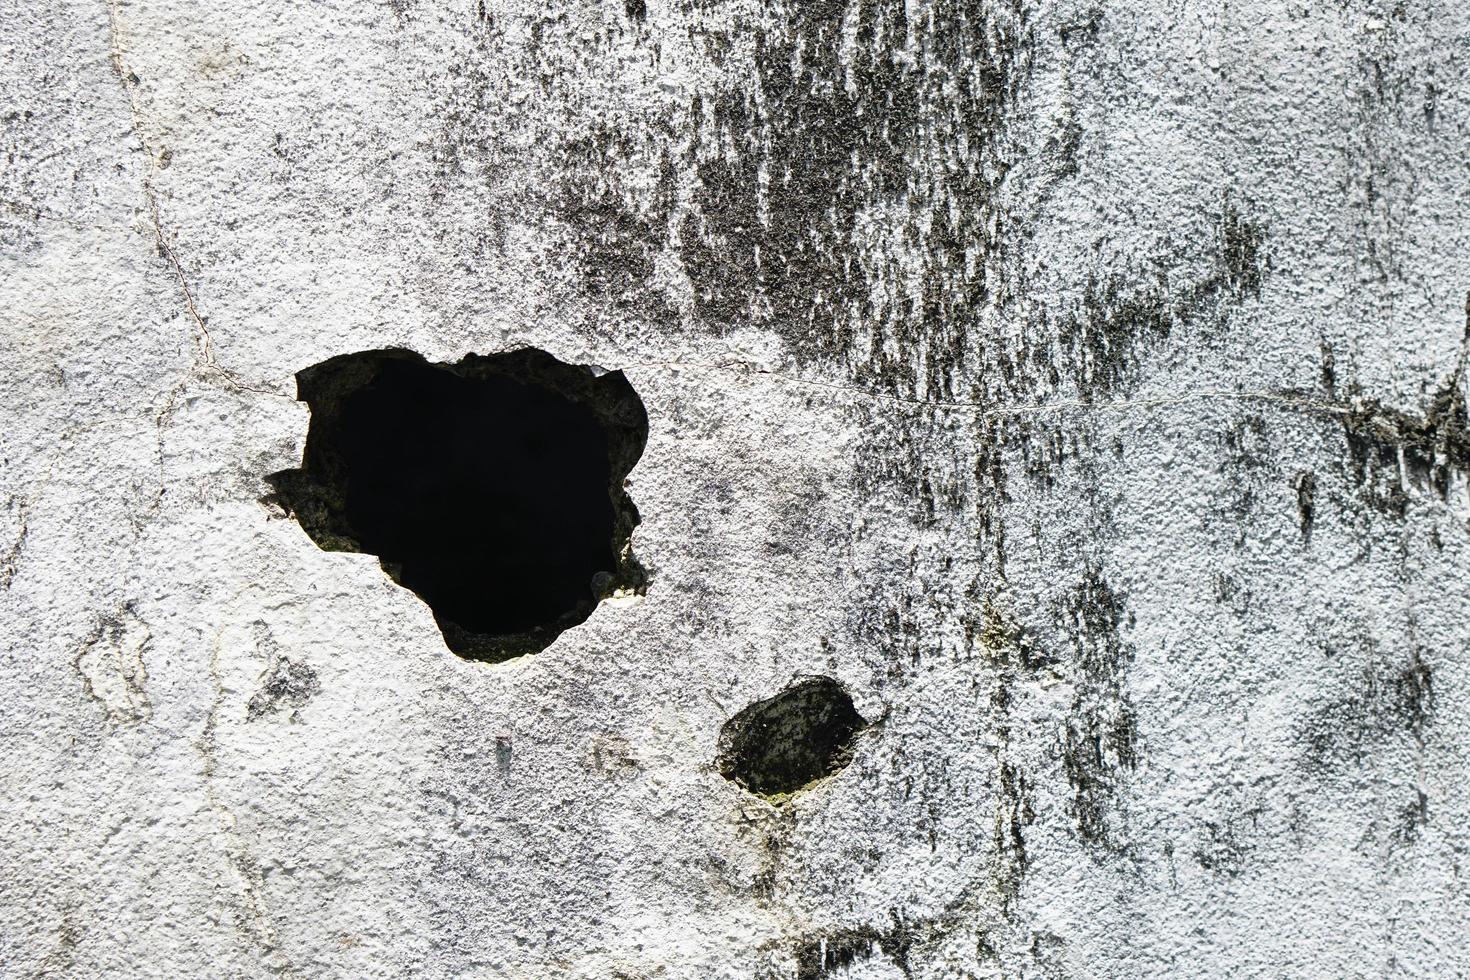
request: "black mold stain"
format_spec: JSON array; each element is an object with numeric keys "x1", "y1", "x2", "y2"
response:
[
  {"x1": 556, "y1": 123, "x2": 679, "y2": 325},
  {"x1": 1394, "y1": 787, "x2": 1430, "y2": 845},
  {"x1": 1048, "y1": 274, "x2": 1172, "y2": 398},
  {"x1": 1042, "y1": 202, "x2": 1268, "y2": 399},
  {"x1": 1341, "y1": 374, "x2": 1470, "y2": 517},
  {"x1": 267, "y1": 348, "x2": 648, "y2": 663},
  {"x1": 682, "y1": 0, "x2": 1034, "y2": 396},
  {"x1": 1220, "y1": 199, "x2": 1267, "y2": 295},
  {"x1": 971, "y1": 416, "x2": 1015, "y2": 575},
  {"x1": 1054, "y1": 568, "x2": 1137, "y2": 853},
  {"x1": 1211, "y1": 413, "x2": 1275, "y2": 553},
  {"x1": 979, "y1": 600, "x2": 1037, "y2": 908},
  {"x1": 1211, "y1": 570, "x2": 1253, "y2": 619},
  {"x1": 792, "y1": 918, "x2": 913, "y2": 980},
  {"x1": 1320, "y1": 340, "x2": 1339, "y2": 394},
  {"x1": 494, "y1": 736, "x2": 513, "y2": 773},
  {"x1": 717, "y1": 677, "x2": 867, "y2": 799},
  {"x1": 1295, "y1": 470, "x2": 1317, "y2": 542},
  {"x1": 992, "y1": 757, "x2": 1033, "y2": 908},
  {"x1": 1192, "y1": 812, "x2": 1255, "y2": 877},
  {"x1": 1027, "y1": 931, "x2": 1068, "y2": 975}
]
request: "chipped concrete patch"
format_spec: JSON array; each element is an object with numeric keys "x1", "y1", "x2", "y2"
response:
[
  {"x1": 75, "y1": 603, "x2": 153, "y2": 725},
  {"x1": 3, "y1": 0, "x2": 1470, "y2": 977}
]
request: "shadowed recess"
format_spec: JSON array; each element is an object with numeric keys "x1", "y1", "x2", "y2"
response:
[
  {"x1": 267, "y1": 348, "x2": 647, "y2": 662},
  {"x1": 716, "y1": 677, "x2": 867, "y2": 799}
]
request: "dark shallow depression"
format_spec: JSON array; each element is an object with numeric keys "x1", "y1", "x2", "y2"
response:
[
  {"x1": 717, "y1": 677, "x2": 868, "y2": 798},
  {"x1": 268, "y1": 348, "x2": 647, "y2": 662}
]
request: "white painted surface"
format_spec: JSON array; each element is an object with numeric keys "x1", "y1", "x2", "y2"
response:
[{"x1": 3, "y1": 1, "x2": 1468, "y2": 976}]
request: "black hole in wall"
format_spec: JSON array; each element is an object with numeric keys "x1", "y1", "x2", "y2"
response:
[
  {"x1": 267, "y1": 348, "x2": 648, "y2": 662},
  {"x1": 716, "y1": 677, "x2": 867, "y2": 799}
]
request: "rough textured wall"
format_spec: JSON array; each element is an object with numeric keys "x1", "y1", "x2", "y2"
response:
[{"x1": 3, "y1": 0, "x2": 1469, "y2": 976}]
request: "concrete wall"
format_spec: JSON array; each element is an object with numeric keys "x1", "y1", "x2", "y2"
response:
[{"x1": 2, "y1": 0, "x2": 1468, "y2": 975}]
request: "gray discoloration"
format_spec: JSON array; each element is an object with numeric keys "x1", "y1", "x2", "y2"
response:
[{"x1": 246, "y1": 659, "x2": 321, "y2": 722}]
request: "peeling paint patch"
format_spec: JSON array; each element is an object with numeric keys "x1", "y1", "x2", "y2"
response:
[
  {"x1": 246, "y1": 659, "x2": 321, "y2": 722},
  {"x1": 1333, "y1": 297, "x2": 1470, "y2": 517},
  {"x1": 1341, "y1": 374, "x2": 1470, "y2": 517},
  {"x1": 75, "y1": 603, "x2": 152, "y2": 724},
  {"x1": 1299, "y1": 643, "x2": 1434, "y2": 772}
]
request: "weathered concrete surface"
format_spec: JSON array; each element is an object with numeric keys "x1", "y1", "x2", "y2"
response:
[{"x1": 2, "y1": 0, "x2": 1468, "y2": 976}]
